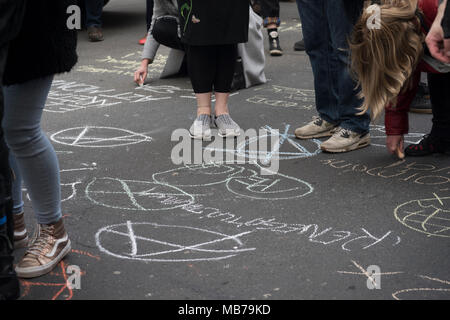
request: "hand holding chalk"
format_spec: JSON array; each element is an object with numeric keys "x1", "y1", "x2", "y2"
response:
[
  {"x1": 386, "y1": 134, "x2": 404, "y2": 159},
  {"x1": 134, "y1": 59, "x2": 149, "y2": 87}
]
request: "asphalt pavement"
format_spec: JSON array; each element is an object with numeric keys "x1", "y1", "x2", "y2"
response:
[{"x1": 16, "y1": 0, "x2": 450, "y2": 300}]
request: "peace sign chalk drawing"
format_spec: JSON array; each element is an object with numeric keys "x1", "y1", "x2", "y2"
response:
[
  {"x1": 394, "y1": 192, "x2": 450, "y2": 238},
  {"x1": 96, "y1": 221, "x2": 256, "y2": 262},
  {"x1": 152, "y1": 163, "x2": 314, "y2": 200},
  {"x1": 50, "y1": 126, "x2": 153, "y2": 148},
  {"x1": 204, "y1": 125, "x2": 322, "y2": 163},
  {"x1": 85, "y1": 177, "x2": 195, "y2": 211}
]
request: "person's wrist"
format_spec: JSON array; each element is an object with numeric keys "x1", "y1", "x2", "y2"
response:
[{"x1": 141, "y1": 58, "x2": 151, "y2": 66}]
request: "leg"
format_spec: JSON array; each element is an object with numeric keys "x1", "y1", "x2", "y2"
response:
[
  {"x1": 326, "y1": 0, "x2": 370, "y2": 134},
  {"x1": 2, "y1": 76, "x2": 62, "y2": 226},
  {"x1": 214, "y1": 44, "x2": 238, "y2": 116},
  {"x1": 259, "y1": 0, "x2": 282, "y2": 56},
  {"x1": 146, "y1": 0, "x2": 154, "y2": 31},
  {"x1": 186, "y1": 45, "x2": 216, "y2": 139},
  {"x1": 85, "y1": 0, "x2": 104, "y2": 42},
  {"x1": 429, "y1": 72, "x2": 450, "y2": 149},
  {"x1": 296, "y1": 0, "x2": 337, "y2": 123}
]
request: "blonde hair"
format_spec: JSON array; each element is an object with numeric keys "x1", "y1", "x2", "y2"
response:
[{"x1": 349, "y1": 0, "x2": 424, "y2": 119}]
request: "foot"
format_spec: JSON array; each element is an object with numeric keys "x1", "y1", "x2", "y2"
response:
[
  {"x1": 294, "y1": 39, "x2": 305, "y2": 51},
  {"x1": 404, "y1": 135, "x2": 450, "y2": 156},
  {"x1": 295, "y1": 116, "x2": 337, "y2": 139},
  {"x1": 0, "y1": 223, "x2": 20, "y2": 300},
  {"x1": 320, "y1": 127, "x2": 371, "y2": 153},
  {"x1": 87, "y1": 26, "x2": 104, "y2": 42},
  {"x1": 15, "y1": 219, "x2": 71, "y2": 279},
  {"x1": 268, "y1": 30, "x2": 283, "y2": 56},
  {"x1": 214, "y1": 114, "x2": 241, "y2": 138},
  {"x1": 13, "y1": 212, "x2": 28, "y2": 249},
  {"x1": 189, "y1": 114, "x2": 212, "y2": 140},
  {"x1": 138, "y1": 34, "x2": 148, "y2": 45}
]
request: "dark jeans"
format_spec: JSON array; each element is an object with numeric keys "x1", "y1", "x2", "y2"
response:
[
  {"x1": 85, "y1": 0, "x2": 103, "y2": 28},
  {"x1": 429, "y1": 72, "x2": 450, "y2": 143},
  {"x1": 296, "y1": 0, "x2": 370, "y2": 133},
  {"x1": 259, "y1": 0, "x2": 279, "y2": 18}
]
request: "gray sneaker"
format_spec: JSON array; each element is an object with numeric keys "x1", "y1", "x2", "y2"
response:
[
  {"x1": 320, "y1": 127, "x2": 370, "y2": 153},
  {"x1": 189, "y1": 114, "x2": 212, "y2": 140},
  {"x1": 295, "y1": 116, "x2": 337, "y2": 139},
  {"x1": 214, "y1": 114, "x2": 241, "y2": 138}
]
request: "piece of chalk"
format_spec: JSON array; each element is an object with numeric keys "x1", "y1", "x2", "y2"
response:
[{"x1": 396, "y1": 148, "x2": 405, "y2": 160}]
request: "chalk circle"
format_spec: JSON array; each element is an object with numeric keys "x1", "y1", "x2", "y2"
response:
[
  {"x1": 394, "y1": 196, "x2": 450, "y2": 238},
  {"x1": 95, "y1": 222, "x2": 256, "y2": 262},
  {"x1": 50, "y1": 126, "x2": 152, "y2": 148},
  {"x1": 152, "y1": 163, "x2": 314, "y2": 200},
  {"x1": 85, "y1": 177, "x2": 195, "y2": 211}
]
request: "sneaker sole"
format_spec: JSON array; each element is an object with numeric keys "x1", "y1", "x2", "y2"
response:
[
  {"x1": 295, "y1": 130, "x2": 335, "y2": 140},
  {"x1": 218, "y1": 130, "x2": 241, "y2": 138},
  {"x1": 189, "y1": 132, "x2": 212, "y2": 141},
  {"x1": 321, "y1": 138, "x2": 371, "y2": 153},
  {"x1": 270, "y1": 50, "x2": 283, "y2": 56},
  {"x1": 15, "y1": 240, "x2": 71, "y2": 279}
]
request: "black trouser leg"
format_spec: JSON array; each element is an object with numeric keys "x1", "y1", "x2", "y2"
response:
[{"x1": 428, "y1": 72, "x2": 450, "y2": 148}]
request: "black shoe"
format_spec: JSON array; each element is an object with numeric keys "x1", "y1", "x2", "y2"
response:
[
  {"x1": 404, "y1": 135, "x2": 447, "y2": 156},
  {"x1": 410, "y1": 82, "x2": 431, "y2": 114},
  {"x1": 268, "y1": 30, "x2": 283, "y2": 56},
  {"x1": 0, "y1": 223, "x2": 20, "y2": 300},
  {"x1": 294, "y1": 39, "x2": 305, "y2": 51}
]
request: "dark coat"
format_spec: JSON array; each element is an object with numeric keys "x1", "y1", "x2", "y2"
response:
[
  {"x1": 3, "y1": 0, "x2": 78, "y2": 86},
  {"x1": 178, "y1": 0, "x2": 250, "y2": 46}
]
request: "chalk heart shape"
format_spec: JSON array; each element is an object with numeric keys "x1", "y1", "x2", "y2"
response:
[
  {"x1": 394, "y1": 194, "x2": 450, "y2": 238},
  {"x1": 152, "y1": 164, "x2": 314, "y2": 200},
  {"x1": 95, "y1": 222, "x2": 256, "y2": 262},
  {"x1": 85, "y1": 177, "x2": 195, "y2": 211}
]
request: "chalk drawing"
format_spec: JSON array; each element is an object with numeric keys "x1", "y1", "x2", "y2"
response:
[
  {"x1": 20, "y1": 249, "x2": 100, "y2": 300},
  {"x1": 337, "y1": 260, "x2": 450, "y2": 299},
  {"x1": 95, "y1": 221, "x2": 256, "y2": 262},
  {"x1": 76, "y1": 52, "x2": 168, "y2": 78},
  {"x1": 320, "y1": 158, "x2": 450, "y2": 187},
  {"x1": 85, "y1": 177, "x2": 195, "y2": 211},
  {"x1": 46, "y1": 80, "x2": 175, "y2": 113},
  {"x1": 248, "y1": 85, "x2": 315, "y2": 109},
  {"x1": 394, "y1": 192, "x2": 450, "y2": 238},
  {"x1": 392, "y1": 275, "x2": 450, "y2": 300},
  {"x1": 204, "y1": 124, "x2": 322, "y2": 163},
  {"x1": 50, "y1": 126, "x2": 153, "y2": 148},
  {"x1": 152, "y1": 163, "x2": 314, "y2": 200}
]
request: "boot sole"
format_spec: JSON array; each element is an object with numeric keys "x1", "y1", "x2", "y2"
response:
[
  {"x1": 15, "y1": 240, "x2": 71, "y2": 279},
  {"x1": 321, "y1": 138, "x2": 371, "y2": 153},
  {"x1": 409, "y1": 108, "x2": 432, "y2": 114}
]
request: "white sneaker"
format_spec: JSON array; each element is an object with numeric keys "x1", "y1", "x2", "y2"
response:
[{"x1": 320, "y1": 127, "x2": 370, "y2": 153}]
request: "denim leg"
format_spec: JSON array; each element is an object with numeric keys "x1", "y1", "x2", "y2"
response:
[
  {"x1": 85, "y1": 0, "x2": 103, "y2": 28},
  {"x1": 8, "y1": 154, "x2": 23, "y2": 215},
  {"x1": 326, "y1": 0, "x2": 370, "y2": 133},
  {"x1": 296, "y1": 0, "x2": 340, "y2": 125},
  {"x1": 2, "y1": 75, "x2": 62, "y2": 225}
]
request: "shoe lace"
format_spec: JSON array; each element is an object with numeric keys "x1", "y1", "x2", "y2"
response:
[
  {"x1": 337, "y1": 127, "x2": 351, "y2": 138},
  {"x1": 312, "y1": 116, "x2": 323, "y2": 126},
  {"x1": 27, "y1": 225, "x2": 54, "y2": 257}
]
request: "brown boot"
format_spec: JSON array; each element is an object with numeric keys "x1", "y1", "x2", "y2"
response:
[
  {"x1": 87, "y1": 26, "x2": 104, "y2": 42},
  {"x1": 15, "y1": 219, "x2": 71, "y2": 278},
  {"x1": 13, "y1": 212, "x2": 28, "y2": 249}
]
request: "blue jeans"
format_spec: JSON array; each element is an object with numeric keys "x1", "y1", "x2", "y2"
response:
[
  {"x1": 296, "y1": 0, "x2": 370, "y2": 133},
  {"x1": 2, "y1": 76, "x2": 62, "y2": 225},
  {"x1": 85, "y1": 0, "x2": 103, "y2": 28}
]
